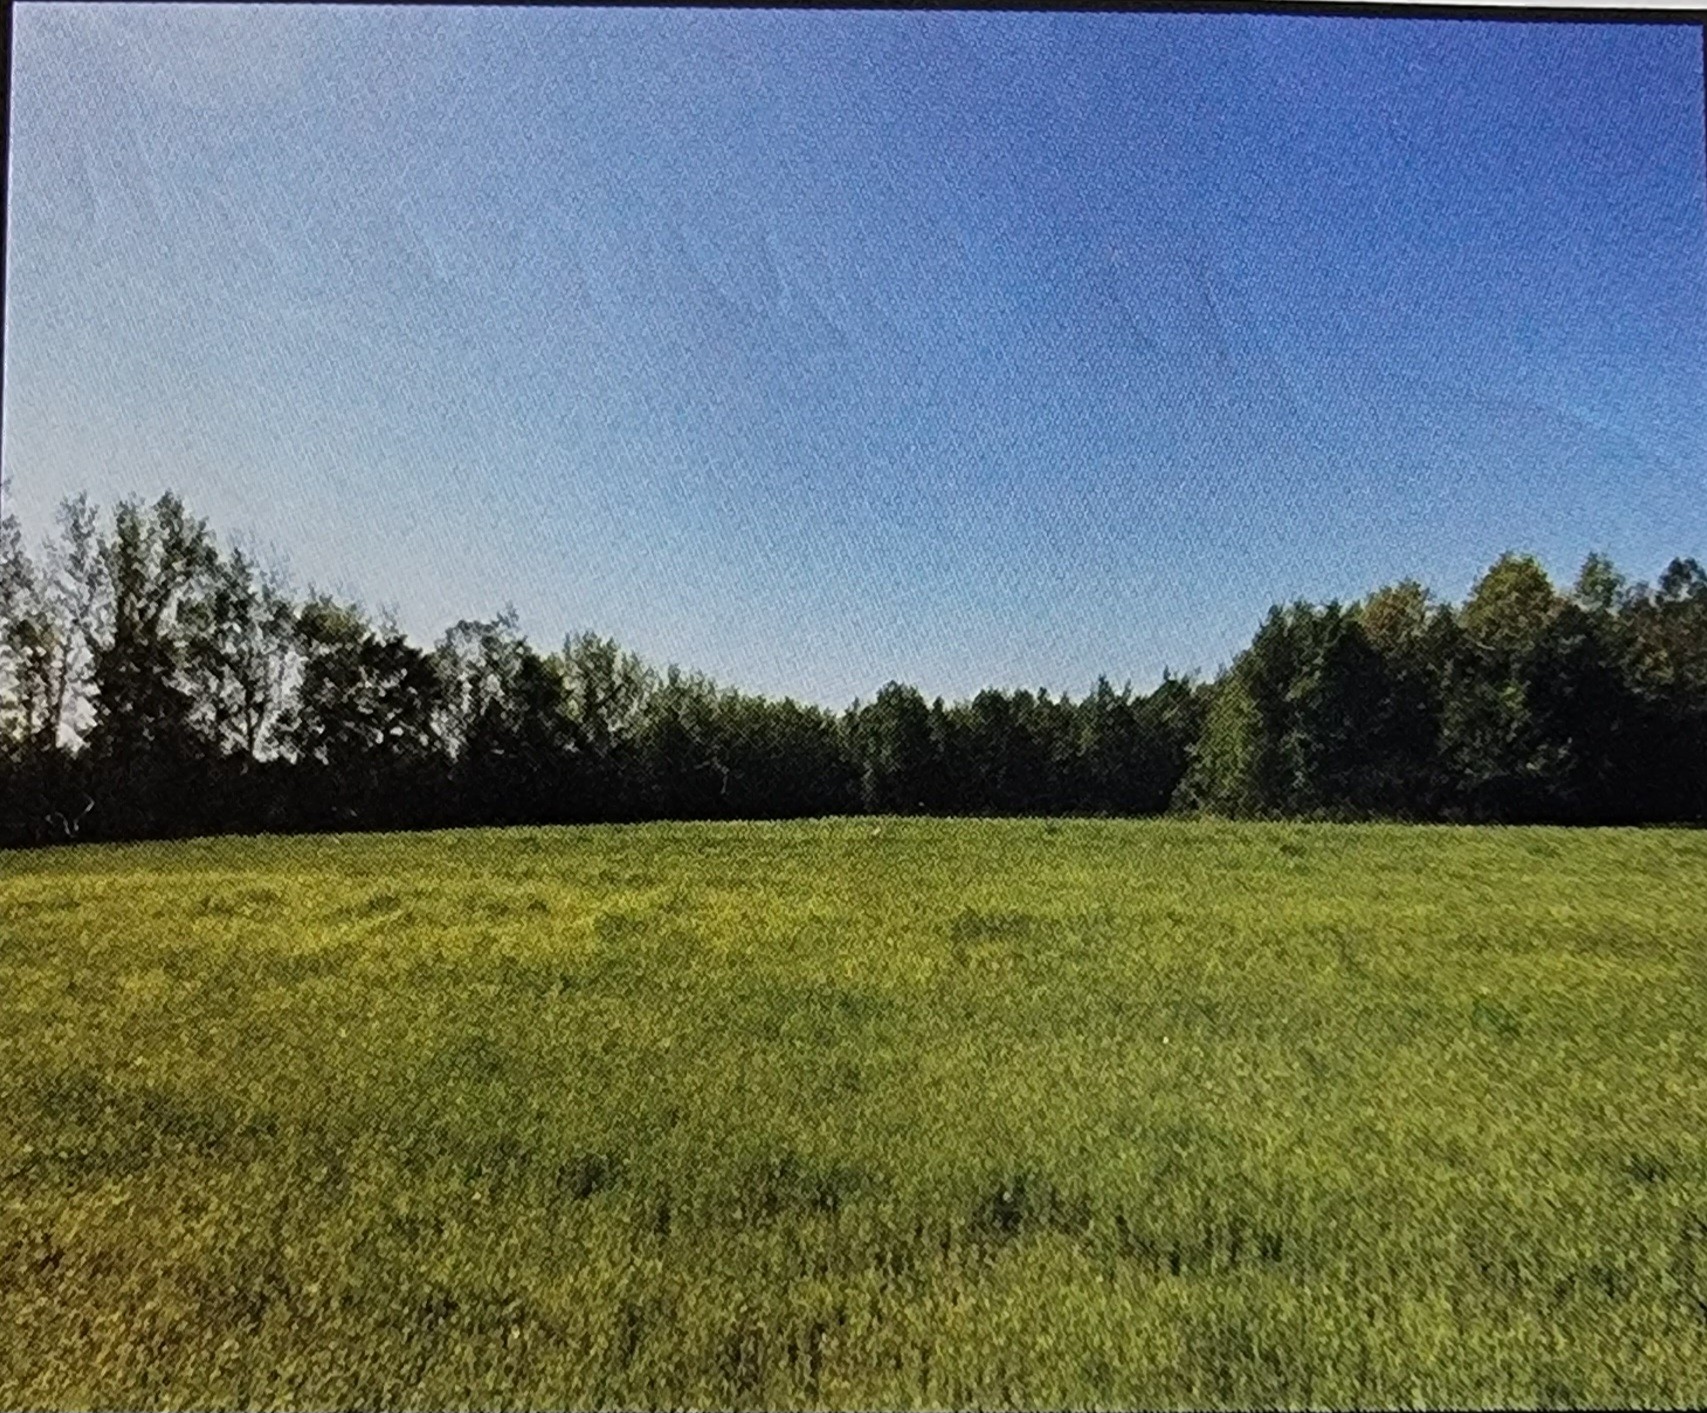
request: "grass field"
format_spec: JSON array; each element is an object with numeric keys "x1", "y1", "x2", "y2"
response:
[{"x1": 2, "y1": 818, "x2": 1705, "y2": 1409}]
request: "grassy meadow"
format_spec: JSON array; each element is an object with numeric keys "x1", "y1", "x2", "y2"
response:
[{"x1": 2, "y1": 818, "x2": 1706, "y2": 1408}]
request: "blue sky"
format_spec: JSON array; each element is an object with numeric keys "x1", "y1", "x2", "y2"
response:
[{"x1": 6, "y1": 5, "x2": 1704, "y2": 705}]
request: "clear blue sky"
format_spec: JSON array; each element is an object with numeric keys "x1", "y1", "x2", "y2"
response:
[{"x1": 6, "y1": 4, "x2": 1704, "y2": 705}]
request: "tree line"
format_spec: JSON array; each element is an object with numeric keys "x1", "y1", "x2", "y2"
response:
[{"x1": 2, "y1": 489, "x2": 1704, "y2": 845}]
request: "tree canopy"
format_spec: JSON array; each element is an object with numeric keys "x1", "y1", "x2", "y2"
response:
[{"x1": 2, "y1": 489, "x2": 1703, "y2": 845}]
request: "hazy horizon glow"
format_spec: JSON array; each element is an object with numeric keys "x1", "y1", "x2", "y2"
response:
[{"x1": 6, "y1": 5, "x2": 1704, "y2": 705}]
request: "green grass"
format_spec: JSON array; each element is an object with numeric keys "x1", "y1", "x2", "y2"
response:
[{"x1": 2, "y1": 818, "x2": 1706, "y2": 1408}]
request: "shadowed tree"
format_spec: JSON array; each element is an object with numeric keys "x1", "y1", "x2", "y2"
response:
[
  {"x1": 717, "y1": 691, "x2": 858, "y2": 819},
  {"x1": 558, "y1": 631, "x2": 655, "y2": 820},
  {"x1": 1236, "y1": 605, "x2": 1306, "y2": 812},
  {"x1": 1353, "y1": 579, "x2": 1454, "y2": 815},
  {"x1": 1181, "y1": 604, "x2": 1320, "y2": 816},
  {"x1": 855, "y1": 682, "x2": 941, "y2": 814},
  {"x1": 0, "y1": 510, "x2": 30, "y2": 839},
  {"x1": 1618, "y1": 557, "x2": 1707, "y2": 821},
  {"x1": 180, "y1": 546, "x2": 297, "y2": 763},
  {"x1": 434, "y1": 609, "x2": 527, "y2": 763},
  {"x1": 434, "y1": 609, "x2": 536, "y2": 824},
  {"x1": 1278, "y1": 602, "x2": 1388, "y2": 814},
  {"x1": 2, "y1": 499, "x2": 109, "y2": 840},
  {"x1": 1573, "y1": 552, "x2": 1628, "y2": 616},
  {"x1": 1440, "y1": 553, "x2": 1564, "y2": 821},
  {"x1": 1, "y1": 497, "x2": 99, "y2": 757},
  {"x1": 1020, "y1": 689, "x2": 1079, "y2": 814},
  {"x1": 1079, "y1": 676, "x2": 1140, "y2": 814},
  {"x1": 1178, "y1": 672, "x2": 1263, "y2": 816},
  {"x1": 637, "y1": 665, "x2": 728, "y2": 819},
  {"x1": 1, "y1": 510, "x2": 38, "y2": 745},
  {"x1": 1185, "y1": 598, "x2": 1430, "y2": 818},
  {"x1": 284, "y1": 596, "x2": 449, "y2": 831},
  {"x1": 1136, "y1": 672, "x2": 1206, "y2": 814},
  {"x1": 82, "y1": 494, "x2": 218, "y2": 838},
  {"x1": 452, "y1": 639, "x2": 579, "y2": 827},
  {"x1": 957, "y1": 688, "x2": 1020, "y2": 813},
  {"x1": 9, "y1": 481, "x2": 1707, "y2": 841}
]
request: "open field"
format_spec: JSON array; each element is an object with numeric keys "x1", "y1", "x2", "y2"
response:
[{"x1": 2, "y1": 818, "x2": 1706, "y2": 1408}]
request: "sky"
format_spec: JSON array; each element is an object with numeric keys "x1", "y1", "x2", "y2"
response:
[{"x1": 5, "y1": 4, "x2": 1704, "y2": 706}]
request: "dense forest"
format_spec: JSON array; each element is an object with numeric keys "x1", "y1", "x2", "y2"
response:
[{"x1": 2, "y1": 489, "x2": 1705, "y2": 846}]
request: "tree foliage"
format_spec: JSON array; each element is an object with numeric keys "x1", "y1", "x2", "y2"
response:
[{"x1": 2, "y1": 493, "x2": 1704, "y2": 844}]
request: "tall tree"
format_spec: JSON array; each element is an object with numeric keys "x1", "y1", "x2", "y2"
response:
[
  {"x1": 1178, "y1": 673, "x2": 1264, "y2": 816},
  {"x1": 14, "y1": 480, "x2": 1707, "y2": 842},
  {"x1": 557, "y1": 632, "x2": 654, "y2": 820},
  {"x1": 284, "y1": 596, "x2": 449, "y2": 830},
  {"x1": 1136, "y1": 673, "x2": 1206, "y2": 814},
  {"x1": 1353, "y1": 580, "x2": 1454, "y2": 815},
  {"x1": 1078, "y1": 677, "x2": 1139, "y2": 814},
  {"x1": 180, "y1": 545, "x2": 297, "y2": 764},
  {"x1": 0, "y1": 496, "x2": 100, "y2": 756},
  {"x1": 1619, "y1": 557, "x2": 1707, "y2": 821},
  {"x1": 434, "y1": 611, "x2": 578, "y2": 825},
  {"x1": 855, "y1": 682, "x2": 941, "y2": 814},
  {"x1": 638, "y1": 666, "x2": 732, "y2": 819},
  {"x1": 1440, "y1": 553, "x2": 1564, "y2": 821},
  {"x1": 82, "y1": 495, "x2": 217, "y2": 837}
]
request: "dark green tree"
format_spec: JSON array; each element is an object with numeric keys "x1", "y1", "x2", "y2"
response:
[
  {"x1": 284, "y1": 596, "x2": 449, "y2": 830},
  {"x1": 81, "y1": 495, "x2": 218, "y2": 837},
  {"x1": 557, "y1": 632, "x2": 654, "y2": 820},
  {"x1": 1439, "y1": 553, "x2": 1564, "y2": 821},
  {"x1": 855, "y1": 682, "x2": 941, "y2": 813}
]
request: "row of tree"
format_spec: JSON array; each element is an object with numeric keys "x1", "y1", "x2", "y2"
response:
[
  {"x1": 1182, "y1": 551, "x2": 1707, "y2": 824},
  {"x1": 2, "y1": 489, "x2": 1704, "y2": 845}
]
